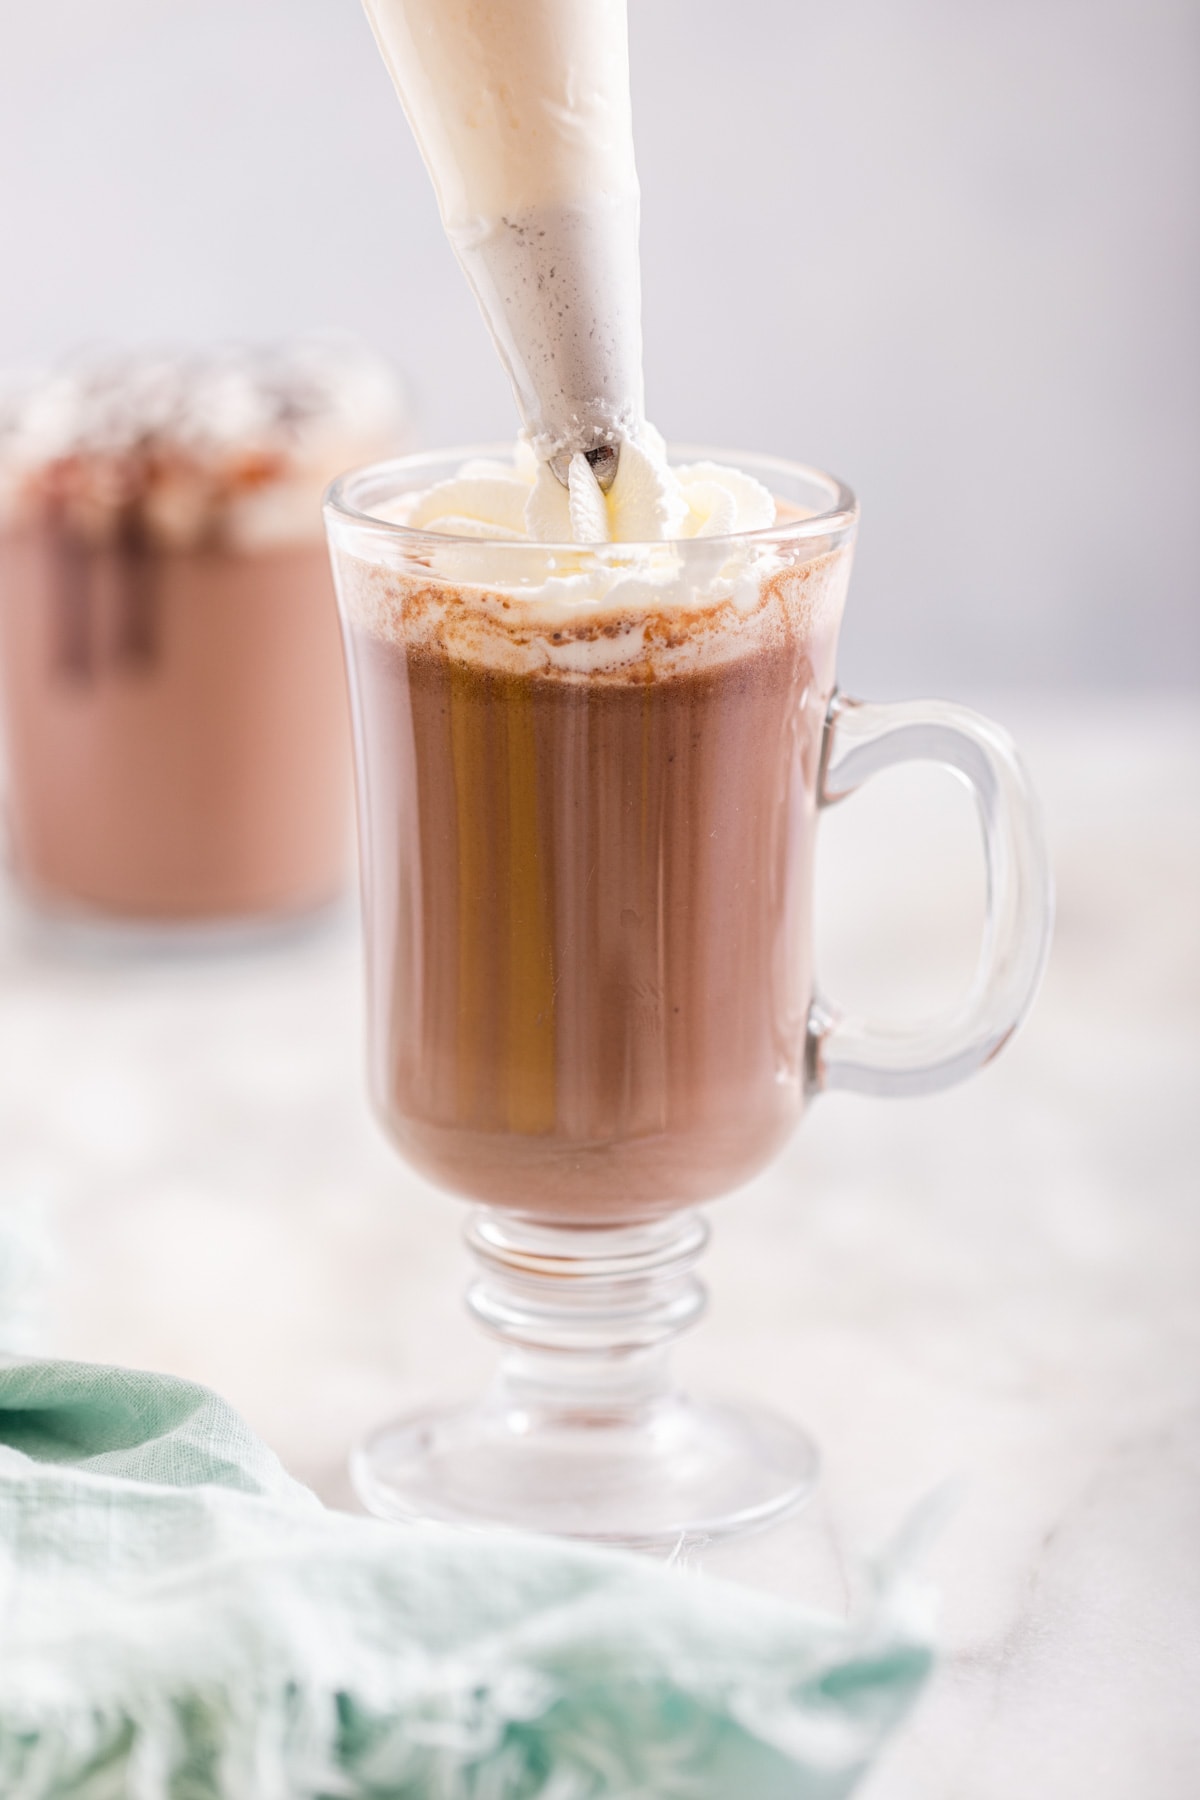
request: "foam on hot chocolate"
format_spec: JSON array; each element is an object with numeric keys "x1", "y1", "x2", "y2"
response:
[
  {"x1": 0, "y1": 338, "x2": 404, "y2": 549},
  {"x1": 334, "y1": 443, "x2": 850, "y2": 681}
]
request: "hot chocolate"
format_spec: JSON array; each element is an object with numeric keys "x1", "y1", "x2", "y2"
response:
[
  {"x1": 0, "y1": 341, "x2": 404, "y2": 922},
  {"x1": 327, "y1": 0, "x2": 1052, "y2": 1546},
  {"x1": 332, "y1": 475, "x2": 849, "y2": 1220}
]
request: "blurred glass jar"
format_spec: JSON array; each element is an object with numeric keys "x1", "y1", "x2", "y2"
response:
[{"x1": 0, "y1": 338, "x2": 408, "y2": 926}]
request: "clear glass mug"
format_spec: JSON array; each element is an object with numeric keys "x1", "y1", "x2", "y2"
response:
[{"x1": 325, "y1": 447, "x2": 1052, "y2": 1547}]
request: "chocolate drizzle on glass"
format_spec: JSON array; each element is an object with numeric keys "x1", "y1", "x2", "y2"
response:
[
  {"x1": 114, "y1": 517, "x2": 158, "y2": 669},
  {"x1": 47, "y1": 503, "x2": 94, "y2": 681}
]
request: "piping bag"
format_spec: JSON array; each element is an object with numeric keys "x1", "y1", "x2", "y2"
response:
[{"x1": 363, "y1": 0, "x2": 645, "y2": 487}]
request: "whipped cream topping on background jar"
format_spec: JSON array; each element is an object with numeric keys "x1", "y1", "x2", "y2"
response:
[{"x1": 0, "y1": 337, "x2": 410, "y2": 929}]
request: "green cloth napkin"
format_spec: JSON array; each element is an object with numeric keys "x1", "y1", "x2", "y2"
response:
[{"x1": 0, "y1": 1357, "x2": 932, "y2": 1798}]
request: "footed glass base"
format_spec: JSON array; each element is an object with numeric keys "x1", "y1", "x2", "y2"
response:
[
  {"x1": 353, "y1": 1389, "x2": 817, "y2": 1549},
  {"x1": 352, "y1": 1209, "x2": 819, "y2": 1549}
]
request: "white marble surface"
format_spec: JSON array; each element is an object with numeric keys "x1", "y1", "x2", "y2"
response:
[{"x1": 2, "y1": 697, "x2": 1197, "y2": 1797}]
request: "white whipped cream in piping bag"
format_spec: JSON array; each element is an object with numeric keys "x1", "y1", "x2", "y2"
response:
[
  {"x1": 363, "y1": 0, "x2": 656, "y2": 508},
  {"x1": 361, "y1": 0, "x2": 781, "y2": 550}
]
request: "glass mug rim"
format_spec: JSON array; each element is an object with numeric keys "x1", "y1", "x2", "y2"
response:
[{"x1": 324, "y1": 443, "x2": 859, "y2": 558}]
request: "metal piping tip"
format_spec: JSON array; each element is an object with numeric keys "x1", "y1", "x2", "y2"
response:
[{"x1": 548, "y1": 442, "x2": 620, "y2": 493}]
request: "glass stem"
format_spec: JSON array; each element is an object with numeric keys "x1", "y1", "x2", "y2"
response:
[{"x1": 464, "y1": 1209, "x2": 709, "y2": 1420}]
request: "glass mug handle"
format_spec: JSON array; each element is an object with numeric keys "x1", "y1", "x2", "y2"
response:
[{"x1": 807, "y1": 694, "x2": 1054, "y2": 1096}]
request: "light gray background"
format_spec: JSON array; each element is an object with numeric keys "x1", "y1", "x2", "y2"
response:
[{"x1": 1, "y1": 0, "x2": 1196, "y2": 695}]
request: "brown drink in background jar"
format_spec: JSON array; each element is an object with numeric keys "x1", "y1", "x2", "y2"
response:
[{"x1": 0, "y1": 340, "x2": 405, "y2": 924}]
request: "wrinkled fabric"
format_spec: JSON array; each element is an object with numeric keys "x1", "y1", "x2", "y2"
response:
[{"x1": 0, "y1": 1357, "x2": 932, "y2": 1798}]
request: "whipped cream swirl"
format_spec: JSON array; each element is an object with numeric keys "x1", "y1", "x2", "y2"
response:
[
  {"x1": 342, "y1": 434, "x2": 796, "y2": 655},
  {"x1": 397, "y1": 428, "x2": 776, "y2": 547},
  {"x1": 335, "y1": 439, "x2": 850, "y2": 681}
]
